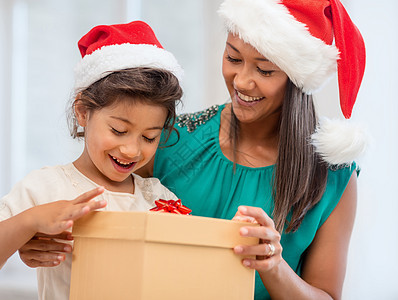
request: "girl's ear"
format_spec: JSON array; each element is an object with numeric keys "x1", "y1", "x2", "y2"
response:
[{"x1": 74, "y1": 98, "x2": 89, "y2": 127}]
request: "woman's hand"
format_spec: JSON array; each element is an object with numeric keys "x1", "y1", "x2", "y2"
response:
[
  {"x1": 19, "y1": 232, "x2": 73, "y2": 267},
  {"x1": 18, "y1": 187, "x2": 106, "y2": 268},
  {"x1": 233, "y1": 206, "x2": 282, "y2": 273}
]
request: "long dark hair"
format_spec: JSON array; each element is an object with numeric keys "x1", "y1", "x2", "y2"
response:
[
  {"x1": 231, "y1": 80, "x2": 328, "y2": 232},
  {"x1": 68, "y1": 67, "x2": 182, "y2": 142},
  {"x1": 274, "y1": 80, "x2": 328, "y2": 232}
]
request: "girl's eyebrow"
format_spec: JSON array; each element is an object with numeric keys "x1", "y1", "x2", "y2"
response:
[
  {"x1": 110, "y1": 116, "x2": 163, "y2": 130},
  {"x1": 226, "y1": 42, "x2": 269, "y2": 62},
  {"x1": 110, "y1": 116, "x2": 132, "y2": 124},
  {"x1": 145, "y1": 126, "x2": 164, "y2": 130}
]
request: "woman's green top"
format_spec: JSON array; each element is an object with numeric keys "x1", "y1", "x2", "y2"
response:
[{"x1": 154, "y1": 104, "x2": 356, "y2": 300}]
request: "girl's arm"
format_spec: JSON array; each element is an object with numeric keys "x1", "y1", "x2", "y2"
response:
[
  {"x1": 19, "y1": 154, "x2": 155, "y2": 268},
  {"x1": 234, "y1": 172, "x2": 357, "y2": 300},
  {"x1": 0, "y1": 187, "x2": 106, "y2": 268}
]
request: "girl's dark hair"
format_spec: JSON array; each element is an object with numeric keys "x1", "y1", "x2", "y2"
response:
[
  {"x1": 231, "y1": 80, "x2": 328, "y2": 232},
  {"x1": 68, "y1": 67, "x2": 182, "y2": 142}
]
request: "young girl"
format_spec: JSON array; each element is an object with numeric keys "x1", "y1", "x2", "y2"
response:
[{"x1": 0, "y1": 20, "x2": 183, "y2": 300}]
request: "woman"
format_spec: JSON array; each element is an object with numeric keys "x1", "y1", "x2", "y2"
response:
[
  {"x1": 19, "y1": 0, "x2": 366, "y2": 299},
  {"x1": 148, "y1": 0, "x2": 366, "y2": 298}
]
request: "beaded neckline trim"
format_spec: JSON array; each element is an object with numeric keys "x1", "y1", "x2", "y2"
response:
[{"x1": 177, "y1": 105, "x2": 220, "y2": 133}]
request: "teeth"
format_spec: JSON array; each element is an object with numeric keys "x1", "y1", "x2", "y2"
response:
[
  {"x1": 112, "y1": 156, "x2": 133, "y2": 166},
  {"x1": 237, "y1": 91, "x2": 263, "y2": 102}
]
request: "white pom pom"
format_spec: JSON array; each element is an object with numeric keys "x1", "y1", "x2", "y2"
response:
[{"x1": 311, "y1": 117, "x2": 369, "y2": 165}]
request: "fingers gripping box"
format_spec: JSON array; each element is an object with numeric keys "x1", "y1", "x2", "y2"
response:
[{"x1": 69, "y1": 211, "x2": 258, "y2": 300}]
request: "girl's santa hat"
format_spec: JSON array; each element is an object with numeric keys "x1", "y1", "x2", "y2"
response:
[
  {"x1": 218, "y1": 0, "x2": 367, "y2": 165},
  {"x1": 74, "y1": 21, "x2": 183, "y2": 90}
]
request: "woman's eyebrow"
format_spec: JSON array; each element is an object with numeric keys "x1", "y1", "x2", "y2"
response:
[
  {"x1": 226, "y1": 42, "x2": 269, "y2": 62},
  {"x1": 226, "y1": 42, "x2": 240, "y2": 53}
]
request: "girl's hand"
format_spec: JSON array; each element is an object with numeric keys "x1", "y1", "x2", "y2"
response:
[
  {"x1": 19, "y1": 187, "x2": 106, "y2": 267},
  {"x1": 233, "y1": 206, "x2": 282, "y2": 273},
  {"x1": 29, "y1": 186, "x2": 106, "y2": 234}
]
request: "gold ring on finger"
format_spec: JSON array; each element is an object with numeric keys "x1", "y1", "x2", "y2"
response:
[{"x1": 265, "y1": 243, "x2": 275, "y2": 258}]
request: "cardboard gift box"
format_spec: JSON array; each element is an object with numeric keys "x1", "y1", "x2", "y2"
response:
[{"x1": 70, "y1": 211, "x2": 259, "y2": 300}]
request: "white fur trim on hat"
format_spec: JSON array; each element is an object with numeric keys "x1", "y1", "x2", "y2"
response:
[
  {"x1": 218, "y1": 0, "x2": 339, "y2": 93},
  {"x1": 311, "y1": 117, "x2": 368, "y2": 165},
  {"x1": 74, "y1": 43, "x2": 184, "y2": 90}
]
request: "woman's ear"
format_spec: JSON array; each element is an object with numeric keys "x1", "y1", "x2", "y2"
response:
[{"x1": 74, "y1": 98, "x2": 89, "y2": 127}]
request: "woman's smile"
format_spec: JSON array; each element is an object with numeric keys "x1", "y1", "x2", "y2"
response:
[
  {"x1": 235, "y1": 90, "x2": 265, "y2": 107},
  {"x1": 222, "y1": 33, "x2": 288, "y2": 123}
]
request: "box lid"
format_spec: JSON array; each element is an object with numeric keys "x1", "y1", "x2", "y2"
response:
[{"x1": 72, "y1": 211, "x2": 259, "y2": 248}]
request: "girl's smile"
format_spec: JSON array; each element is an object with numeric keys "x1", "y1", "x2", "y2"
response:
[
  {"x1": 73, "y1": 97, "x2": 167, "y2": 193},
  {"x1": 109, "y1": 155, "x2": 137, "y2": 173}
]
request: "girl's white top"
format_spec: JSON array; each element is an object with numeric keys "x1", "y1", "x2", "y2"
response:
[{"x1": 0, "y1": 163, "x2": 178, "y2": 300}]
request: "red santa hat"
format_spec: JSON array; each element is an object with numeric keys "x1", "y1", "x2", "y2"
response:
[
  {"x1": 218, "y1": 0, "x2": 367, "y2": 165},
  {"x1": 74, "y1": 20, "x2": 183, "y2": 90}
]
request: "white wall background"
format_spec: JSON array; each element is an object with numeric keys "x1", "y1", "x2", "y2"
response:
[{"x1": 0, "y1": 0, "x2": 396, "y2": 299}]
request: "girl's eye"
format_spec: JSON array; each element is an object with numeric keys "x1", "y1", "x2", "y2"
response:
[
  {"x1": 111, "y1": 127, "x2": 126, "y2": 135},
  {"x1": 143, "y1": 136, "x2": 156, "y2": 143},
  {"x1": 225, "y1": 55, "x2": 241, "y2": 63},
  {"x1": 257, "y1": 67, "x2": 274, "y2": 77}
]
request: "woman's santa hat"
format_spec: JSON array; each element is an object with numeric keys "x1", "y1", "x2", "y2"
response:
[
  {"x1": 218, "y1": 0, "x2": 367, "y2": 165},
  {"x1": 74, "y1": 20, "x2": 183, "y2": 90}
]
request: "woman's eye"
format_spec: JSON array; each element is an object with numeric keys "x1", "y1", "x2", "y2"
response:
[
  {"x1": 257, "y1": 67, "x2": 274, "y2": 77},
  {"x1": 111, "y1": 127, "x2": 126, "y2": 135},
  {"x1": 226, "y1": 55, "x2": 241, "y2": 63},
  {"x1": 143, "y1": 136, "x2": 156, "y2": 143}
]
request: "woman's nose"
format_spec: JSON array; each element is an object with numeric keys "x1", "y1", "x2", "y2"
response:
[{"x1": 233, "y1": 66, "x2": 255, "y2": 91}]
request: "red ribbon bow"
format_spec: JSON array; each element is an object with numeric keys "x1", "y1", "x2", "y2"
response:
[{"x1": 150, "y1": 199, "x2": 192, "y2": 215}]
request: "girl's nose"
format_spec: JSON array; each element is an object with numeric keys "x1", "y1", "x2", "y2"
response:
[{"x1": 120, "y1": 141, "x2": 141, "y2": 160}]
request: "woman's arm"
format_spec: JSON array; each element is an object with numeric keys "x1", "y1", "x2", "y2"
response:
[
  {"x1": 234, "y1": 172, "x2": 357, "y2": 299},
  {"x1": 0, "y1": 187, "x2": 106, "y2": 268}
]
